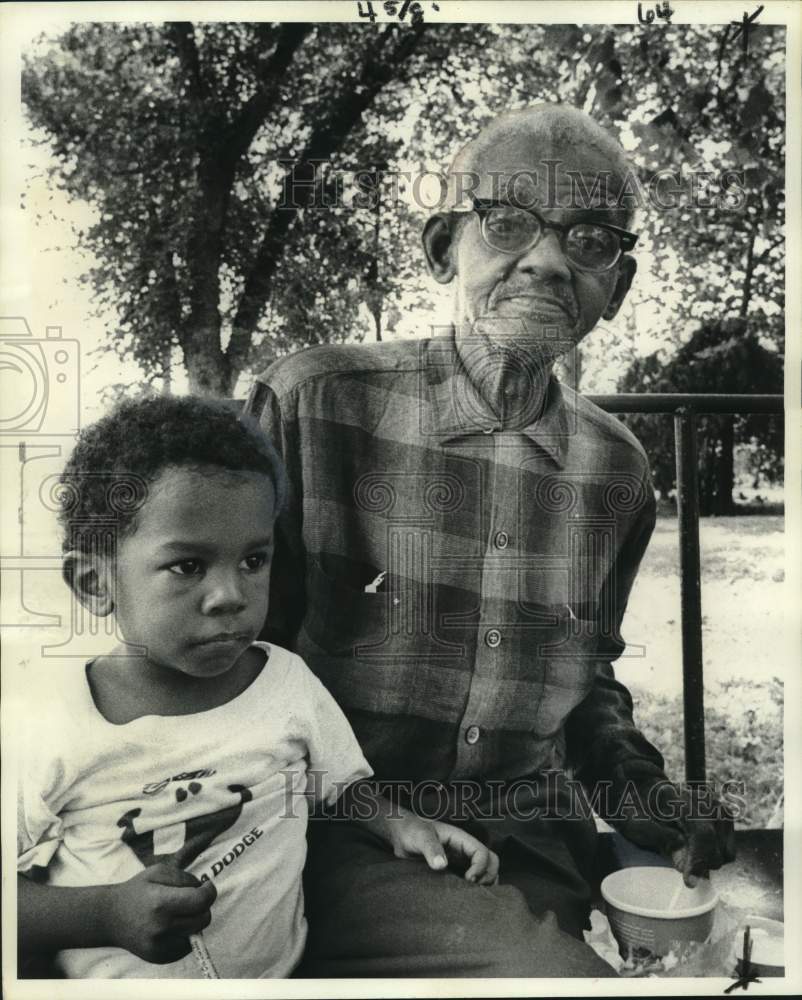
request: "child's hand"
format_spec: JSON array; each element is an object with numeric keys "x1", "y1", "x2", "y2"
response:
[
  {"x1": 104, "y1": 862, "x2": 217, "y2": 964},
  {"x1": 386, "y1": 815, "x2": 500, "y2": 885}
]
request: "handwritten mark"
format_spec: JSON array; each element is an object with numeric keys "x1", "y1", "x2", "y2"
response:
[
  {"x1": 723, "y1": 926, "x2": 762, "y2": 994},
  {"x1": 724, "y1": 4, "x2": 764, "y2": 57},
  {"x1": 637, "y1": 1, "x2": 674, "y2": 24},
  {"x1": 357, "y1": 0, "x2": 438, "y2": 22}
]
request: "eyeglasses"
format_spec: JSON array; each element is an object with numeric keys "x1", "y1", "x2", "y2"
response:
[{"x1": 458, "y1": 195, "x2": 638, "y2": 273}]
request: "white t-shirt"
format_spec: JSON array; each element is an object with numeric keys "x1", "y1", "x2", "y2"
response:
[{"x1": 17, "y1": 642, "x2": 372, "y2": 978}]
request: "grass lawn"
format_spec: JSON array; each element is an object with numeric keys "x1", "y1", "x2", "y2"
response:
[{"x1": 617, "y1": 513, "x2": 785, "y2": 828}]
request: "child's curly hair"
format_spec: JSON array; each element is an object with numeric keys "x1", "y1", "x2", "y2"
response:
[{"x1": 57, "y1": 395, "x2": 287, "y2": 554}]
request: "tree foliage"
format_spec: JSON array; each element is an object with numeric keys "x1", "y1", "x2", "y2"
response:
[
  {"x1": 619, "y1": 317, "x2": 783, "y2": 514},
  {"x1": 22, "y1": 20, "x2": 785, "y2": 401},
  {"x1": 23, "y1": 21, "x2": 432, "y2": 393}
]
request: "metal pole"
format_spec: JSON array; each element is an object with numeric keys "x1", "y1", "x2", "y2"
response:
[
  {"x1": 674, "y1": 410, "x2": 707, "y2": 783},
  {"x1": 588, "y1": 393, "x2": 783, "y2": 414}
]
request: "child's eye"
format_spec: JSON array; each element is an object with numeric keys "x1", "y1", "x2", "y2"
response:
[
  {"x1": 241, "y1": 552, "x2": 269, "y2": 572},
  {"x1": 168, "y1": 559, "x2": 204, "y2": 576}
]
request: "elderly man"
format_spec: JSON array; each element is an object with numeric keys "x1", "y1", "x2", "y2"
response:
[{"x1": 249, "y1": 104, "x2": 733, "y2": 977}]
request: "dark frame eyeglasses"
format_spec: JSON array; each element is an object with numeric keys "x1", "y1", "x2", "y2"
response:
[{"x1": 457, "y1": 194, "x2": 638, "y2": 273}]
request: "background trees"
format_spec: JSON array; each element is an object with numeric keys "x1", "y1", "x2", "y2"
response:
[
  {"x1": 620, "y1": 317, "x2": 783, "y2": 514},
  {"x1": 22, "y1": 21, "x2": 433, "y2": 394},
  {"x1": 23, "y1": 20, "x2": 785, "y2": 510}
]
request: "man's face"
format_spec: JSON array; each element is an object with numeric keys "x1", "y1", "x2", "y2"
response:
[
  {"x1": 110, "y1": 465, "x2": 275, "y2": 679},
  {"x1": 447, "y1": 134, "x2": 635, "y2": 354}
]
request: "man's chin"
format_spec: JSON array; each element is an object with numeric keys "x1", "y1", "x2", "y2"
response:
[{"x1": 467, "y1": 314, "x2": 581, "y2": 357}]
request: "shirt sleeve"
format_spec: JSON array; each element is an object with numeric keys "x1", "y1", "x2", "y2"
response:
[
  {"x1": 564, "y1": 473, "x2": 673, "y2": 820},
  {"x1": 294, "y1": 656, "x2": 373, "y2": 806},
  {"x1": 17, "y1": 736, "x2": 66, "y2": 875}
]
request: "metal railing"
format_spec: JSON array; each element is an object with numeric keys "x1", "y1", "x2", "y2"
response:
[{"x1": 588, "y1": 394, "x2": 784, "y2": 783}]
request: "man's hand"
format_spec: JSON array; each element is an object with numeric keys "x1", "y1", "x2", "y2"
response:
[
  {"x1": 617, "y1": 783, "x2": 736, "y2": 887},
  {"x1": 385, "y1": 814, "x2": 500, "y2": 885},
  {"x1": 103, "y1": 862, "x2": 217, "y2": 964},
  {"x1": 669, "y1": 814, "x2": 736, "y2": 887}
]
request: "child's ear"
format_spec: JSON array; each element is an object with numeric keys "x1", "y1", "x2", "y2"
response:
[{"x1": 62, "y1": 550, "x2": 114, "y2": 617}]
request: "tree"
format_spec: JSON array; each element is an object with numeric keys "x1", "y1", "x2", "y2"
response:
[
  {"x1": 23, "y1": 21, "x2": 785, "y2": 401},
  {"x1": 23, "y1": 21, "x2": 590, "y2": 393},
  {"x1": 22, "y1": 21, "x2": 430, "y2": 394},
  {"x1": 619, "y1": 317, "x2": 783, "y2": 515}
]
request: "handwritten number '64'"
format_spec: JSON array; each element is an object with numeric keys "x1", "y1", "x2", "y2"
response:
[{"x1": 637, "y1": 2, "x2": 674, "y2": 25}]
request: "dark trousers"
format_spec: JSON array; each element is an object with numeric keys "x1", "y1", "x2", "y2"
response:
[{"x1": 295, "y1": 781, "x2": 617, "y2": 978}]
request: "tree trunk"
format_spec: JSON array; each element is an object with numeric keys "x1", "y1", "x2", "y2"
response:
[
  {"x1": 698, "y1": 429, "x2": 715, "y2": 516},
  {"x1": 699, "y1": 417, "x2": 735, "y2": 516},
  {"x1": 183, "y1": 336, "x2": 233, "y2": 397},
  {"x1": 713, "y1": 416, "x2": 735, "y2": 515},
  {"x1": 227, "y1": 24, "x2": 426, "y2": 376},
  {"x1": 162, "y1": 342, "x2": 173, "y2": 395},
  {"x1": 740, "y1": 228, "x2": 757, "y2": 318}
]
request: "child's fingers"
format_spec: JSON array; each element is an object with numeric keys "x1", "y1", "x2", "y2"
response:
[
  {"x1": 464, "y1": 844, "x2": 494, "y2": 883},
  {"x1": 150, "y1": 934, "x2": 195, "y2": 965},
  {"x1": 161, "y1": 879, "x2": 218, "y2": 917},
  {"x1": 146, "y1": 864, "x2": 218, "y2": 904},
  {"x1": 475, "y1": 849, "x2": 500, "y2": 885},
  {"x1": 198, "y1": 878, "x2": 218, "y2": 905},
  {"x1": 146, "y1": 862, "x2": 203, "y2": 889},
  {"x1": 433, "y1": 823, "x2": 497, "y2": 883},
  {"x1": 415, "y1": 826, "x2": 448, "y2": 871},
  {"x1": 166, "y1": 907, "x2": 214, "y2": 936}
]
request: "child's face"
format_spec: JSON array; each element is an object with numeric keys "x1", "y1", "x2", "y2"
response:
[{"x1": 111, "y1": 464, "x2": 275, "y2": 679}]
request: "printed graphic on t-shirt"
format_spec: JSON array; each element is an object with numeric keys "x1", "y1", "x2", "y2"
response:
[{"x1": 117, "y1": 779, "x2": 253, "y2": 871}]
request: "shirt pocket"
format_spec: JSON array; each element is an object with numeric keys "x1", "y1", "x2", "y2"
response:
[
  {"x1": 301, "y1": 558, "x2": 388, "y2": 656},
  {"x1": 298, "y1": 560, "x2": 425, "y2": 721}
]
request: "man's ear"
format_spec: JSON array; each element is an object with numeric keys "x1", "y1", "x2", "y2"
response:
[
  {"x1": 62, "y1": 550, "x2": 114, "y2": 617},
  {"x1": 602, "y1": 255, "x2": 637, "y2": 320},
  {"x1": 422, "y1": 214, "x2": 458, "y2": 285}
]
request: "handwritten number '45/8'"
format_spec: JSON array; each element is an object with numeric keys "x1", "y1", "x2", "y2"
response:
[{"x1": 358, "y1": 2, "x2": 428, "y2": 23}]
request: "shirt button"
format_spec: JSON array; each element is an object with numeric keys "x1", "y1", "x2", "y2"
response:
[
  {"x1": 494, "y1": 530, "x2": 509, "y2": 549},
  {"x1": 465, "y1": 725, "x2": 481, "y2": 745},
  {"x1": 485, "y1": 628, "x2": 502, "y2": 648}
]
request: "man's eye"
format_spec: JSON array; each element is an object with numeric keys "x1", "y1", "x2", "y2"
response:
[
  {"x1": 487, "y1": 210, "x2": 529, "y2": 234},
  {"x1": 568, "y1": 226, "x2": 615, "y2": 253},
  {"x1": 241, "y1": 552, "x2": 269, "y2": 572},
  {"x1": 577, "y1": 235, "x2": 605, "y2": 250},
  {"x1": 168, "y1": 559, "x2": 203, "y2": 576}
]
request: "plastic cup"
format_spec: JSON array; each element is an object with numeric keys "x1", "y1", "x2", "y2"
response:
[{"x1": 601, "y1": 866, "x2": 718, "y2": 958}]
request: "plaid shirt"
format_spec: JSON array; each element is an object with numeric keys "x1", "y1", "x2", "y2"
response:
[{"x1": 251, "y1": 335, "x2": 668, "y2": 799}]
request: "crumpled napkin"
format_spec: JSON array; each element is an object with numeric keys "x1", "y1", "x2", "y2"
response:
[{"x1": 584, "y1": 898, "x2": 747, "y2": 978}]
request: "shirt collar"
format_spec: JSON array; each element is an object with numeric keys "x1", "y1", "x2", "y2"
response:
[{"x1": 424, "y1": 334, "x2": 569, "y2": 467}]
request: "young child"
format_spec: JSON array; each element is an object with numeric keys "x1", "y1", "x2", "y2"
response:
[{"x1": 17, "y1": 396, "x2": 498, "y2": 979}]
